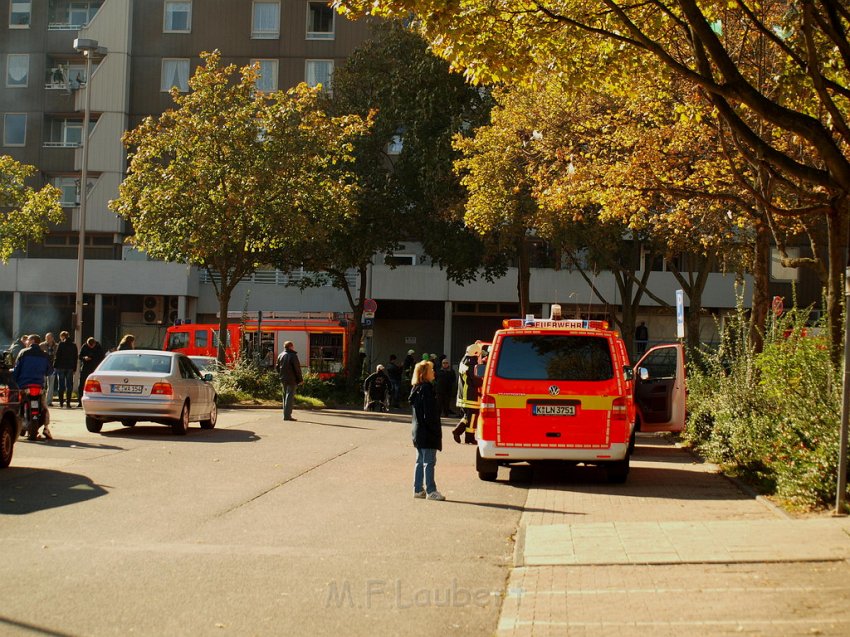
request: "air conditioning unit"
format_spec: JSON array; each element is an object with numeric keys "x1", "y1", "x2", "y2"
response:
[
  {"x1": 143, "y1": 295, "x2": 164, "y2": 324},
  {"x1": 168, "y1": 297, "x2": 179, "y2": 324}
]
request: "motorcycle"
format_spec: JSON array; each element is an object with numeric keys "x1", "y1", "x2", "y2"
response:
[{"x1": 20, "y1": 384, "x2": 47, "y2": 440}]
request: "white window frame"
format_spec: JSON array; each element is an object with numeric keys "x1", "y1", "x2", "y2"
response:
[
  {"x1": 252, "y1": 1, "x2": 280, "y2": 39},
  {"x1": 163, "y1": 0, "x2": 192, "y2": 33},
  {"x1": 52, "y1": 177, "x2": 80, "y2": 206},
  {"x1": 3, "y1": 113, "x2": 27, "y2": 147},
  {"x1": 252, "y1": 59, "x2": 279, "y2": 93},
  {"x1": 9, "y1": 0, "x2": 31, "y2": 28},
  {"x1": 306, "y1": 2, "x2": 334, "y2": 40},
  {"x1": 305, "y1": 59, "x2": 333, "y2": 93},
  {"x1": 6, "y1": 54, "x2": 29, "y2": 88},
  {"x1": 161, "y1": 58, "x2": 191, "y2": 92}
]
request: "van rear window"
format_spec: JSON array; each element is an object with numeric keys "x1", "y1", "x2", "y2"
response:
[{"x1": 495, "y1": 335, "x2": 614, "y2": 381}]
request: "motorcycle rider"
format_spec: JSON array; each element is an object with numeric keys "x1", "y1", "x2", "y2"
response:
[{"x1": 13, "y1": 334, "x2": 53, "y2": 440}]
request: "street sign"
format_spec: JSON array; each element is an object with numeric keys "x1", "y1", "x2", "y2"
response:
[
  {"x1": 676, "y1": 290, "x2": 685, "y2": 339},
  {"x1": 363, "y1": 311, "x2": 375, "y2": 320},
  {"x1": 361, "y1": 318, "x2": 373, "y2": 327},
  {"x1": 364, "y1": 298, "x2": 378, "y2": 313},
  {"x1": 772, "y1": 295, "x2": 784, "y2": 317}
]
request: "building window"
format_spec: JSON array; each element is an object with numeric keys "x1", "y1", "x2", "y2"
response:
[
  {"x1": 164, "y1": 1, "x2": 191, "y2": 32},
  {"x1": 45, "y1": 118, "x2": 89, "y2": 147},
  {"x1": 3, "y1": 113, "x2": 26, "y2": 146},
  {"x1": 305, "y1": 59, "x2": 333, "y2": 92},
  {"x1": 9, "y1": 1, "x2": 31, "y2": 27},
  {"x1": 252, "y1": 59, "x2": 278, "y2": 93},
  {"x1": 306, "y1": 2, "x2": 334, "y2": 40},
  {"x1": 252, "y1": 1, "x2": 280, "y2": 39},
  {"x1": 52, "y1": 177, "x2": 79, "y2": 206},
  {"x1": 6, "y1": 54, "x2": 29, "y2": 88},
  {"x1": 161, "y1": 59, "x2": 190, "y2": 92}
]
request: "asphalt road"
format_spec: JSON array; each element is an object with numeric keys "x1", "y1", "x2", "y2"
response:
[{"x1": 1, "y1": 406, "x2": 528, "y2": 636}]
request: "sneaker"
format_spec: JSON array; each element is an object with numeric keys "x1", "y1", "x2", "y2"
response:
[
  {"x1": 42, "y1": 427, "x2": 53, "y2": 440},
  {"x1": 413, "y1": 490, "x2": 426, "y2": 499},
  {"x1": 426, "y1": 491, "x2": 446, "y2": 501}
]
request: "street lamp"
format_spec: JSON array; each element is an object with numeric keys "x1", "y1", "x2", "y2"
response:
[{"x1": 72, "y1": 38, "x2": 106, "y2": 349}]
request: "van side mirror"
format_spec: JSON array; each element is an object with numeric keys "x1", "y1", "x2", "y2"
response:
[
  {"x1": 638, "y1": 367, "x2": 650, "y2": 381},
  {"x1": 623, "y1": 365, "x2": 634, "y2": 381}
]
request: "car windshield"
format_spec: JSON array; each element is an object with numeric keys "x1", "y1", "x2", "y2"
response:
[
  {"x1": 495, "y1": 335, "x2": 614, "y2": 381},
  {"x1": 99, "y1": 353, "x2": 173, "y2": 374}
]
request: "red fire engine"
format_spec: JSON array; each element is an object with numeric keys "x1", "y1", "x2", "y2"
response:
[{"x1": 163, "y1": 311, "x2": 355, "y2": 378}]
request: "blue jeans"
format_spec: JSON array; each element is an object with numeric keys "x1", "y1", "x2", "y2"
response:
[
  {"x1": 282, "y1": 383, "x2": 296, "y2": 419},
  {"x1": 57, "y1": 369, "x2": 74, "y2": 404},
  {"x1": 414, "y1": 448, "x2": 438, "y2": 495}
]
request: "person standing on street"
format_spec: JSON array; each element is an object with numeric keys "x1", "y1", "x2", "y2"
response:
[
  {"x1": 434, "y1": 358, "x2": 456, "y2": 417},
  {"x1": 54, "y1": 331, "x2": 77, "y2": 408},
  {"x1": 385, "y1": 354, "x2": 402, "y2": 408},
  {"x1": 41, "y1": 332, "x2": 58, "y2": 406},
  {"x1": 635, "y1": 321, "x2": 649, "y2": 357},
  {"x1": 410, "y1": 355, "x2": 444, "y2": 501},
  {"x1": 276, "y1": 340, "x2": 303, "y2": 421},
  {"x1": 77, "y1": 337, "x2": 105, "y2": 407},
  {"x1": 117, "y1": 334, "x2": 136, "y2": 350}
]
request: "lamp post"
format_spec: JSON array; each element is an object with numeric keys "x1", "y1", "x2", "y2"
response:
[{"x1": 72, "y1": 38, "x2": 105, "y2": 348}]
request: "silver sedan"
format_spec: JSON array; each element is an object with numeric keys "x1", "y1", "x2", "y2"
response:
[{"x1": 81, "y1": 350, "x2": 217, "y2": 435}]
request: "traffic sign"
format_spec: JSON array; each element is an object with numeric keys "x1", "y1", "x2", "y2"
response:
[
  {"x1": 364, "y1": 298, "x2": 378, "y2": 313},
  {"x1": 363, "y1": 311, "x2": 375, "y2": 320},
  {"x1": 361, "y1": 318, "x2": 373, "y2": 327},
  {"x1": 772, "y1": 295, "x2": 784, "y2": 317}
]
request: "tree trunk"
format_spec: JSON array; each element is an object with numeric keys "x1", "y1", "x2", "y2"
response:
[
  {"x1": 347, "y1": 264, "x2": 369, "y2": 384},
  {"x1": 517, "y1": 234, "x2": 530, "y2": 317},
  {"x1": 750, "y1": 216, "x2": 771, "y2": 354},
  {"x1": 216, "y1": 286, "x2": 233, "y2": 364}
]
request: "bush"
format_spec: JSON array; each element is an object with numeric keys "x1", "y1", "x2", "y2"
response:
[{"x1": 684, "y1": 305, "x2": 840, "y2": 509}]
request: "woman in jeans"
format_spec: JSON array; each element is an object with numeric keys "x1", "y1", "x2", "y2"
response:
[
  {"x1": 410, "y1": 355, "x2": 445, "y2": 501},
  {"x1": 53, "y1": 330, "x2": 78, "y2": 408}
]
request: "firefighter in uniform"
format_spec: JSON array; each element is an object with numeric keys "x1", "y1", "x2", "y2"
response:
[{"x1": 452, "y1": 342, "x2": 484, "y2": 444}]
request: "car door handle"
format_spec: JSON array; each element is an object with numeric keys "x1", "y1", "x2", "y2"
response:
[{"x1": 546, "y1": 432, "x2": 561, "y2": 438}]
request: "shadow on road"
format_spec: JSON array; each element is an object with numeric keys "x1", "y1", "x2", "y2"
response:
[
  {"x1": 0, "y1": 615, "x2": 76, "y2": 637},
  {"x1": 0, "y1": 467, "x2": 108, "y2": 515},
  {"x1": 28, "y1": 438, "x2": 124, "y2": 451},
  {"x1": 99, "y1": 426, "x2": 260, "y2": 443}
]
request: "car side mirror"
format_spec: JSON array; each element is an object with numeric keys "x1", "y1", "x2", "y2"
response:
[
  {"x1": 638, "y1": 367, "x2": 650, "y2": 381},
  {"x1": 623, "y1": 366, "x2": 634, "y2": 381},
  {"x1": 203, "y1": 373, "x2": 214, "y2": 382}
]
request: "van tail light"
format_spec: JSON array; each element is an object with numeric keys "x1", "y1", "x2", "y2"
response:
[
  {"x1": 151, "y1": 382, "x2": 173, "y2": 396},
  {"x1": 480, "y1": 395, "x2": 496, "y2": 418},
  {"x1": 611, "y1": 397, "x2": 627, "y2": 420},
  {"x1": 84, "y1": 379, "x2": 102, "y2": 393}
]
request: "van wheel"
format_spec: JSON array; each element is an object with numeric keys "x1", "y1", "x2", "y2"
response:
[
  {"x1": 476, "y1": 448, "x2": 498, "y2": 481},
  {"x1": 628, "y1": 426, "x2": 637, "y2": 455},
  {"x1": 85, "y1": 416, "x2": 103, "y2": 433},
  {"x1": 606, "y1": 456, "x2": 630, "y2": 483}
]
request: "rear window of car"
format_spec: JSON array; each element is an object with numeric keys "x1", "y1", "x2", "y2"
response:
[
  {"x1": 99, "y1": 353, "x2": 174, "y2": 374},
  {"x1": 495, "y1": 334, "x2": 614, "y2": 381}
]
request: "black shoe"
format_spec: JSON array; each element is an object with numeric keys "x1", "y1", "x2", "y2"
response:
[
  {"x1": 284, "y1": 417, "x2": 297, "y2": 421},
  {"x1": 452, "y1": 431, "x2": 461, "y2": 444}
]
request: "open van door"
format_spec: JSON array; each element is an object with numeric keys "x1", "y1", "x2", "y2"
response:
[{"x1": 634, "y1": 343, "x2": 686, "y2": 432}]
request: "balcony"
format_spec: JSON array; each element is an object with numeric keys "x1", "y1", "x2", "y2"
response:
[{"x1": 48, "y1": 1, "x2": 103, "y2": 30}]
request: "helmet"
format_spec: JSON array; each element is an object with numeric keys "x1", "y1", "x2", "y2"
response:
[
  {"x1": 465, "y1": 343, "x2": 482, "y2": 357},
  {"x1": 407, "y1": 349, "x2": 415, "y2": 355}
]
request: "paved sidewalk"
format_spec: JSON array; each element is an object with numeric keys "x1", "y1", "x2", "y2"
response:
[{"x1": 497, "y1": 434, "x2": 850, "y2": 636}]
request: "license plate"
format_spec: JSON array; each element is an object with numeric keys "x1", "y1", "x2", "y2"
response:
[
  {"x1": 533, "y1": 405, "x2": 576, "y2": 416},
  {"x1": 112, "y1": 384, "x2": 143, "y2": 394},
  {"x1": 30, "y1": 399, "x2": 39, "y2": 408}
]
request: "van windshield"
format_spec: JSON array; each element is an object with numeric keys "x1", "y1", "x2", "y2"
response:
[{"x1": 495, "y1": 335, "x2": 613, "y2": 381}]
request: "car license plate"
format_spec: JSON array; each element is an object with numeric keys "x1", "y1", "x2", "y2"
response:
[
  {"x1": 533, "y1": 405, "x2": 576, "y2": 416},
  {"x1": 30, "y1": 399, "x2": 39, "y2": 408},
  {"x1": 112, "y1": 384, "x2": 143, "y2": 394}
]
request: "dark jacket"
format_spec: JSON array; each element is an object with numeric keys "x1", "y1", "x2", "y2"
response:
[
  {"x1": 363, "y1": 370, "x2": 390, "y2": 399},
  {"x1": 79, "y1": 341, "x2": 105, "y2": 376},
  {"x1": 13, "y1": 344, "x2": 53, "y2": 388},
  {"x1": 456, "y1": 354, "x2": 483, "y2": 408},
  {"x1": 410, "y1": 382, "x2": 442, "y2": 451},
  {"x1": 277, "y1": 348, "x2": 303, "y2": 385},
  {"x1": 385, "y1": 361, "x2": 402, "y2": 384},
  {"x1": 434, "y1": 366, "x2": 456, "y2": 396},
  {"x1": 54, "y1": 340, "x2": 78, "y2": 371}
]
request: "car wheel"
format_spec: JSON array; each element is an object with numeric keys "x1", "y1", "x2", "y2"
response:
[
  {"x1": 172, "y1": 402, "x2": 190, "y2": 435},
  {"x1": 476, "y1": 448, "x2": 498, "y2": 482},
  {"x1": 121, "y1": 420, "x2": 137, "y2": 428},
  {"x1": 1, "y1": 422, "x2": 13, "y2": 468},
  {"x1": 606, "y1": 455, "x2": 630, "y2": 484},
  {"x1": 85, "y1": 416, "x2": 103, "y2": 433},
  {"x1": 200, "y1": 399, "x2": 217, "y2": 430}
]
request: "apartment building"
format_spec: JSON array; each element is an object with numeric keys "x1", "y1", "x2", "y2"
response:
[{"x1": 0, "y1": 1, "x2": 804, "y2": 363}]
